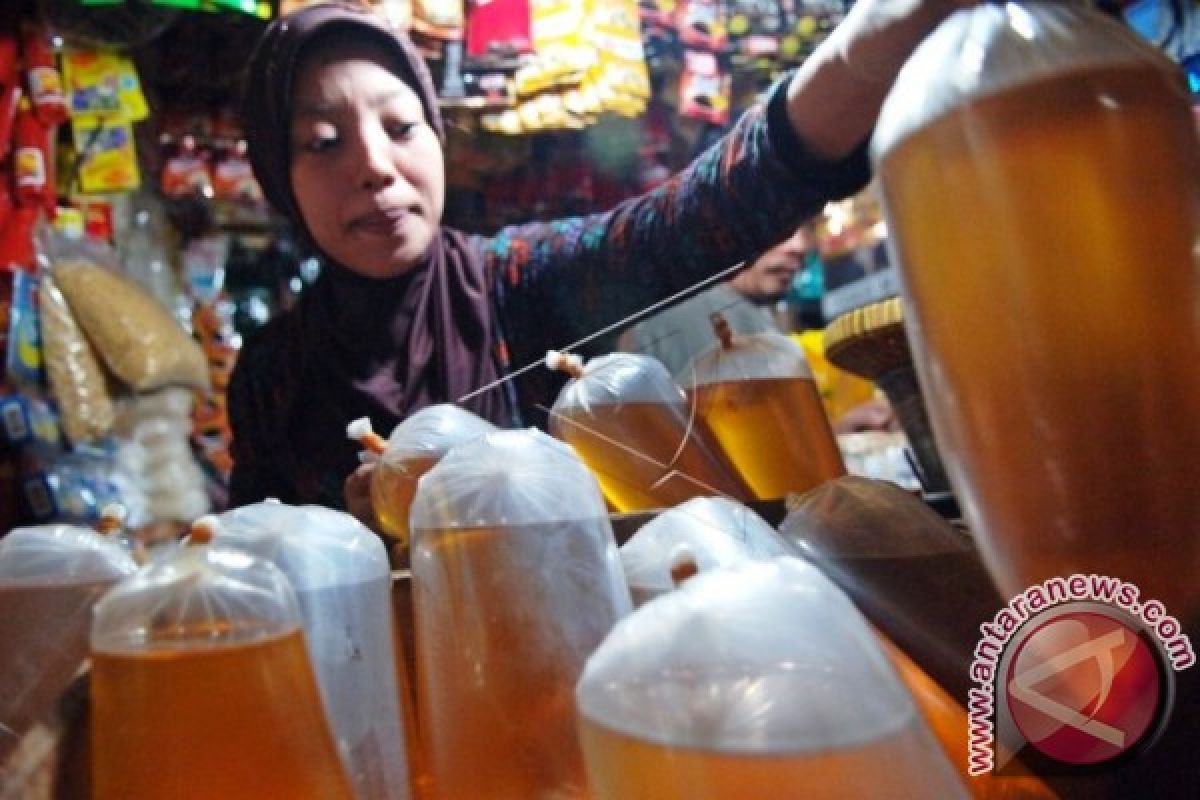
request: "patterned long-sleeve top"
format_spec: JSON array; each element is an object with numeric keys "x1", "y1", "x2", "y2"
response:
[{"x1": 227, "y1": 77, "x2": 870, "y2": 510}]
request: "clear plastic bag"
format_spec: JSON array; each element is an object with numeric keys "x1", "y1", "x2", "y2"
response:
[
  {"x1": 575, "y1": 557, "x2": 968, "y2": 799},
  {"x1": 409, "y1": 428, "x2": 631, "y2": 799},
  {"x1": 48, "y1": 243, "x2": 209, "y2": 391},
  {"x1": 681, "y1": 318, "x2": 845, "y2": 500},
  {"x1": 215, "y1": 501, "x2": 411, "y2": 800},
  {"x1": 372, "y1": 403, "x2": 495, "y2": 548},
  {"x1": 547, "y1": 350, "x2": 748, "y2": 511},
  {"x1": 872, "y1": 1, "x2": 1200, "y2": 618},
  {"x1": 38, "y1": 271, "x2": 115, "y2": 444},
  {"x1": 620, "y1": 496, "x2": 791, "y2": 605},
  {"x1": 778, "y1": 476, "x2": 1001, "y2": 704},
  {"x1": 89, "y1": 521, "x2": 354, "y2": 799},
  {"x1": 0, "y1": 524, "x2": 135, "y2": 760}
]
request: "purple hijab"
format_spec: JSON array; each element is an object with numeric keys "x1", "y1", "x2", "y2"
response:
[{"x1": 236, "y1": 2, "x2": 513, "y2": 504}]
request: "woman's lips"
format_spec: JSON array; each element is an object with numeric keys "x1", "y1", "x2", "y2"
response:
[{"x1": 350, "y1": 207, "x2": 413, "y2": 235}]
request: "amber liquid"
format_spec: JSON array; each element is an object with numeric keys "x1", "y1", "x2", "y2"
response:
[
  {"x1": 689, "y1": 376, "x2": 845, "y2": 500},
  {"x1": 413, "y1": 521, "x2": 626, "y2": 799},
  {"x1": 878, "y1": 633, "x2": 1056, "y2": 799},
  {"x1": 373, "y1": 454, "x2": 440, "y2": 548},
  {"x1": 879, "y1": 64, "x2": 1200, "y2": 614},
  {"x1": 551, "y1": 402, "x2": 750, "y2": 511},
  {"x1": 578, "y1": 715, "x2": 964, "y2": 799},
  {"x1": 0, "y1": 582, "x2": 112, "y2": 761},
  {"x1": 91, "y1": 630, "x2": 354, "y2": 799}
]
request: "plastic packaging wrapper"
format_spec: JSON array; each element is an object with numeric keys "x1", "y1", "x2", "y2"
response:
[
  {"x1": 682, "y1": 324, "x2": 845, "y2": 500},
  {"x1": 0, "y1": 524, "x2": 135, "y2": 761},
  {"x1": 215, "y1": 501, "x2": 411, "y2": 800},
  {"x1": 89, "y1": 523, "x2": 355, "y2": 799},
  {"x1": 620, "y1": 496, "x2": 791, "y2": 605},
  {"x1": 872, "y1": 1, "x2": 1200, "y2": 615},
  {"x1": 372, "y1": 402, "x2": 495, "y2": 547},
  {"x1": 112, "y1": 388, "x2": 210, "y2": 525},
  {"x1": 575, "y1": 557, "x2": 969, "y2": 799},
  {"x1": 52, "y1": 259, "x2": 209, "y2": 392},
  {"x1": 778, "y1": 476, "x2": 1002, "y2": 704},
  {"x1": 38, "y1": 271, "x2": 115, "y2": 444},
  {"x1": 547, "y1": 350, "x2": 748, "y2": 512},
  {"x1": 408, "y1": 428, "x2": 632, "y2": 799}
]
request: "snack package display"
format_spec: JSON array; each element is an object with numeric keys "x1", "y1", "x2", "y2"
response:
[
  {"x1": 51, "y1": 258, "x2": 209, "y2": 392},
  {"x1": 366, "y1": 403, "x2": 496, "y2": 550},
  {"x1": 682, "y1": 315, "x2": 845, "y2": 501},
  {"x1": 619, "y1": 496, "x2": 791, "y2": 605},
  {"x1": 409, "y1": 428, "x2": 631, "y2": 799},
  {"x1": 0, "y1": 522, "x2": 136, "y2": 762},
  {"x1": 575, "y1": 557, "x2": 969, "y2": 799},
  {"x1": 215, "y1": 501, "x2": 412, "y2": 800},
  {"x1": 546, "y1": 350, "x2": 749, "y2": 511},
  {"x1": 90, "y1": 519, "x2": 355, "y2": 800},
  {"x1": 38, "y1": 271, "x2": 115, "y2": 445}
]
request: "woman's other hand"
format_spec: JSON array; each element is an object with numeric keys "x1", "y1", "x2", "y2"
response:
[
  {"x1": 344, "y1": 462, "x2": 381, "y2": 531},
  {"x1": 787, "y1": 0, "x2": 974, "y2": 159}
]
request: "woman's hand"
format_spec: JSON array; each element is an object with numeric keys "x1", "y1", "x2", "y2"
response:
[
  {"x1": 786, "y1": 0, "x2": 973, "y2": 159},
  {"x1": 344, "y1": 462, "x2": 381, "y2": 531}
]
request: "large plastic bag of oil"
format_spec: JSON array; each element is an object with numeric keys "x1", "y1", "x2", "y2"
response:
[
  {"x1": 872, "y1": 0, "x2": 1200, "y2": 633},
  {"x1": 681, "y1": 315, "x2": 845, "y2": 500},
  {"x1": 778, "y1": 476, "x2": 1000, "y2": 703},
  {"x1": 619, "y1": 496, "x2": 791, "y2": 606},
  {"x1": 89, "y1": 519, "x2": 354, "y2": 800},
  {"x1": 215, "y1": 501, "x2": 411, "y2": 800},
  {"x1": 0, "y1": 523, "x2": 135, "y2": 761},
  {"x1": 371, "y1": 403, "x2": 496, "y2": 550},
  {"x1": 575, "y1": 557, "x2": 968, "y2": 799},
  {"x1": 52, "y1": 259, "x2": 209, "y2": 392},
  {"x1": 408, "y1": 428, "x2": 632, "y2": 799},
  {"x1": 38, "y1": 271, "x2": 115, "y2": 444},
  {"x1": 546, "y1": 350, "x2": 748, "y2": 511}
]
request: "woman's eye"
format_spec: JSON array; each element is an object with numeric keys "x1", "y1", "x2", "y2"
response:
[
  {"x1": 303, "y1": 133, "x2": 338, "y2": 153},
  {"x1": 385, "y1": 121, "x2": 417, "y2": 140}
]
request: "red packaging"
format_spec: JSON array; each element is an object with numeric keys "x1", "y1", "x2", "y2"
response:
[
  {"x1": 12, "y1": 107, "x2": 54, "y2": 214},
  {"x1": 0, "y1": 207, "x2": 40, "y2": 273},
  {"x1": 466, "y1": 0, "x2": 532, "y2": 58},
  {"x1": 19, "y1": 23, "x2": 68, "y2": 128},
  {"x1": 0, "y1": 168, "x2": 12, "y2": 231},
  {"x1": 0, "y1": 84, "x2": 20, "y2": 160},
  {"x1": 0, "y1": 33, "x2": 17, "y2": 84}
]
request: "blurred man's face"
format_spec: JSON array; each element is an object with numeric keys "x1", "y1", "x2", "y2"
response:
[{"x1": 730, "y1": 228, "x2": 808, "y2": 303}]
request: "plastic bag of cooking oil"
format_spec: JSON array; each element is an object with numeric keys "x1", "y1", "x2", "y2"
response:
[
  {"x1": 372, "y1": 403, "x2": 495, "y2": 548},
  {"x1": 408, "y1": 428, "x2": 631, "y2": 799},
  {"x1": 778, "y1": 476, "x2": 1002, "y2": 706},
  {"x1": 546, "y1": 350, "x2": 747, "y2": 512},
  {"x1": 619, "y1": 496, "x2": 791, "y2": 606},
  {"x1": 89, "y1": 519, "x2": 354, "y2": 800},
  {"x1": 0, "y1": 523, "x2": 135, "y2": 760},
  {"x1": 681, "y1": 315, "x2": 845, "y2": 500},
  {"x1": 214, "y1": 500, "x2": 411, "y2": 800},
  {"x1": 51, "y1": 256, "x2": 209, "y2": 392},
  {"x1": 575, "y1": 557, "x2": 969, "y2": 799}
]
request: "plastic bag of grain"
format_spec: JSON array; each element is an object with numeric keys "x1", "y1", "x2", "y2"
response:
[
  {"x1": 52, "y1": 259, "x2": 209, "y2": 392},
  {"x1": 38, "y1": 271, "x2": 116, "y2": 444}
]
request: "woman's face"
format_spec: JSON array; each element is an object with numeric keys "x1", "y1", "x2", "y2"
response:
[{"x1": 290, "y1": 42, "x2": 444, "y2": 278}]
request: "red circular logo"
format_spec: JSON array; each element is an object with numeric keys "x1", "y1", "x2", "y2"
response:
[{"x1": 1006, "y1": 611, "x2": 1162, "y2": 765}]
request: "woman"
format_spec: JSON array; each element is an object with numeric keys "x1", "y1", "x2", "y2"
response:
[{"x1": 228, "y1": 0, "x2": 964, "y2": 521}]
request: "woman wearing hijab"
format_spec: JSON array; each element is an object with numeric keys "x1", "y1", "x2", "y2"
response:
[{"x1": 228, "y1": 0, "x2": 965, "y2": 521}]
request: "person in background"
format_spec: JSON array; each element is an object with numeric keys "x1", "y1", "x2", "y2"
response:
[
  {"x1": 619, "y1": 226, "x2": 896, "y2": 434},
  {"x1": 618, "y1": 226, "x2": 811, "y2": 377},
  {"x1": 226, "y1": 0, "x2": 968, "y2": 525}
]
